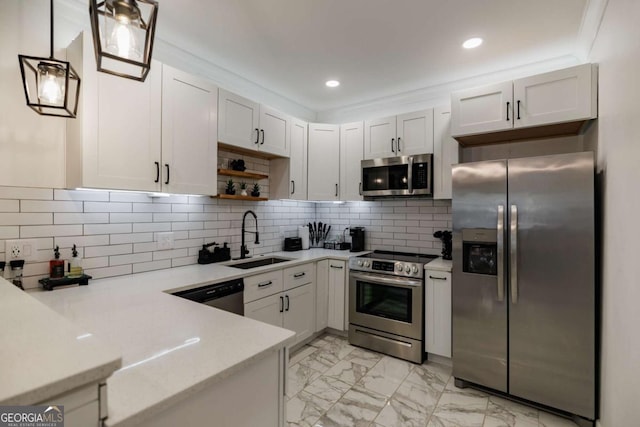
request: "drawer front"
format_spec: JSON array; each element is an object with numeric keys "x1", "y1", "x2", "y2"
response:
[
  {"x1": 244, "y1": 270, "x2": 284, "y2": 303},
  {"x1": 283, "y1": 262, "x2": 315, "y2": 291}
]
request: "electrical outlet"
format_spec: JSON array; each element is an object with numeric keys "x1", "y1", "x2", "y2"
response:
[
  {"x1": 5, "y1": 239, "x2": 38, "y2": 262},
  {"x1": 156, "y1": 232, "x2": 174, "y2": 250}
]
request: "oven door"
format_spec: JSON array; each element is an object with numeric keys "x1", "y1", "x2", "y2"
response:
[{"x1": 349, "y1": 271, "x2": 423, "y2": 340}]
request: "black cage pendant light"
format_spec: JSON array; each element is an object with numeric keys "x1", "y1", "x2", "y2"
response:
[
  {"x1": 89, "y1": 0, "x2": 159, "y2": 82},
  {"x1": 18, "y1": 0, "x2": 81, "y2": 118}
]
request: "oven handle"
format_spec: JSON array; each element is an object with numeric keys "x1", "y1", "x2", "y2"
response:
[{"x1": 350, "y1": 271, "x2": 423, "y2": 288}]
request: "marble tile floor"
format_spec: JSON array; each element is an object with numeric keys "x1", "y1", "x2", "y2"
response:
[{"x1": 287, "y1": 333, "x2": 581, "y2": 427}]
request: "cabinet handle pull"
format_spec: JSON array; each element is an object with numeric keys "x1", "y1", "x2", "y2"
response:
[
  {"x1": 293, "y1": 272, "x2": 306, "y2": 278},
  {"x1": 391, "y1": 138, "x2": 395, "y2": 153},
  {"x1": 429, "y1": 275, "x2": 447, "y2": 280},
  {"x1": 255, "y1": 128, "x2": 260, "y2": 144},
  {"x1": 335, "y1": 183, "x2": 338, "y2": 197},
  {"x1": 291, "y1": 180, "x2": 295, "y2": 195},
  {"x1": 397, "y1": 137, "x2": 401, "y2": 152},
  {"x1": 154, "y1": 162, "x2": 160, "y2": 183},
  {"x1": 506, "y1": 102, "x2": 510, "y2": 121},
  {"x1": 279, "y1": 296, "x2": 284, "y2": 313},
  {"x1": 359, "y1": 182, "x2": 362, "y2": 196},
  {"x1": 258, "y1": 280, "x2": 273, "y2": 288},
  {"x1": 330, "y1": 265, "x2": 343, "y2": 269},
  {"x1": 260, "y1": 129, "x2": 265, "y2": 145},
  {"x1": 285, "y1": 294, "x2": 290, "y2": 311},
  {"x1": 164, "y1": 164, "x2": 170, "y2": 185},
  {"x1": 517, "y1": 100, "x2": 521, "y2": 120}
]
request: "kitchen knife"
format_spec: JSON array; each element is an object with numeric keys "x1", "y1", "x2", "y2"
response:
[
  {"x1": 318, "y1": 222, "x2": 323, "y2": 243},
  {"x1": 308, "y1": 222, "x2": 314, "y2": 243},
  {"x1": 325, "y1": 225, "x2": 331, "y2": 240}
]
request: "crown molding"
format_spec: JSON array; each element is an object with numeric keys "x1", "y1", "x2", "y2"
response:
[{"x1": 575, "y1": 0, "x2": 610, "y2": 61}]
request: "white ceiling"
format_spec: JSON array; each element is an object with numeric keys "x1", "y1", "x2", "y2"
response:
[{"x1": 153, "y1": 0, "x2": 588, "y2": 112}]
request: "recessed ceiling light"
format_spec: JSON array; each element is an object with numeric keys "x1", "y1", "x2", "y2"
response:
[
  {"x1": 325, "y1": 80, "x2": 340, "y2": 88},
  {"x1": 462, "y1": 37, "x2": 483, "y2": 49}
]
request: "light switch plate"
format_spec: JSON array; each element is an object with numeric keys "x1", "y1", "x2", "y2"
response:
[
  {"x1": 156, "y1": 232, "x2": 174, "y2": 250},
  {"x1": 5, "y1": 239, "x2": 39, "y2": 262}
]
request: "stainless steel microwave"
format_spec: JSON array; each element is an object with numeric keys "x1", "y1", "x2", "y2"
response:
[{"x1": 361, "y1": 154, "x2": 433, "y2": 197}]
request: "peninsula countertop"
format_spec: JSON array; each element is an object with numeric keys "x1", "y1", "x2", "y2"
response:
[{"x1": 29, "y1": 248, "x2": 366, "y2": 426}]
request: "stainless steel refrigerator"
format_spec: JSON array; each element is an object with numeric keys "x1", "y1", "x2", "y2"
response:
[{"x1": 452, "y1": 152, "x2": 596, "y2": 426}]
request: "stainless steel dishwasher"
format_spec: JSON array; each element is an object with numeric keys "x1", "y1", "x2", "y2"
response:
[{"x1": 173, "y1": 278, "x2": 244, "y2": 315}]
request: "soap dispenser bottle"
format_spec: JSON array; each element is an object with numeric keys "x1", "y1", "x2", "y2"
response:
[
  {"x1": 49, "y1": 246, "x2": 65, "y2": 279},
  {"x1": 69, "y1": 244, "x2": 83, "y2": 278}
]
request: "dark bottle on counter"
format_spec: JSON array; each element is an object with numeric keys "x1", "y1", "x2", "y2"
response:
[{"x1": 50, "y1": 246, "x2": 65, "y2": 279}]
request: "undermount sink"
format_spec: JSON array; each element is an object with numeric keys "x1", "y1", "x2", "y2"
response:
[{"x1": 227, "y1": 257, "x2": 292, "y2": 270}]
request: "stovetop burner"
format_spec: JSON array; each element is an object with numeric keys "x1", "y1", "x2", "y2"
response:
[{"x1": 358, "y1": 250, "x2": 438, "y2": 263}]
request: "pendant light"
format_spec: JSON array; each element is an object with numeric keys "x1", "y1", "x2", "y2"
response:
[
  {"x1": 89, "y1": 0, "x2": 159, "y2": 82},
  {"x1": 18, "y1": 0, "x2": 81, "y2": 118}
]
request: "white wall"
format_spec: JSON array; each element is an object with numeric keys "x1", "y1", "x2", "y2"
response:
[{"x1": 587, "y1": 0, "x2": 640, "y2": 425}]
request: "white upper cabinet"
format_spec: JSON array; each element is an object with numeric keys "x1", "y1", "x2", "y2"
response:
[
  {"x1": 513, "y1": 64, "x2": 597, "y2": 128},
  {"x1": 217, "y1": 89, "x2": 260, "y2": 151},
  {"x1": 307, "y1": 123, "x2": 340, "y2": 201},
  {"x1": 364, "y1": 110, "x2": 433, "y2": 159},
  {"x1": 451, "y1": 64, "x2": 597, "y2": 142},
  {"x1": 218, "y1": 89, "x2": 290, "y2": 157},
  {"x1": 364, "y1": 116, "x2": 396, "y2": 159},
  {"x1": 451, "y1": 81, "x2": 513, "y2": 137},
  {"x1": 161, "y1": 65, "x2": 218, "y2": 195},
  {"x1": 396, "y1": 110, "x2": 434, "y2": 156},
  {"x1": 433, "y1": 105, "x2": 459, "y2": 200},
  {"x1": 340, "y1": 122, "x2": 364, "y2": 201},
  {"x1": 66, "y1": 33, "x2": 218, "y2": 195},
  {"x1": 66, "y1": 32, "x2": 162, "y2": 192},
  {"x1": 271, "y1": 119, "x2": 308, "y2": 200}
]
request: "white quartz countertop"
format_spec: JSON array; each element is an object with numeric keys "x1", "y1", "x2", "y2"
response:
[
  {"x1": 30, "y1": 248, "x2": 367, "y2": 426},
  {"x1": 425, "y1": 257, "x2": 453, "y2": 272},
  {"x1": 0, "y1": 278, "x2": 121, "y2": 406}
]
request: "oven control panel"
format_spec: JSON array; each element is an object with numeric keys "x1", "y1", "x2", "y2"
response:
[{"x1": 350, "y1": 258, "x2": 423, "y2": 278}]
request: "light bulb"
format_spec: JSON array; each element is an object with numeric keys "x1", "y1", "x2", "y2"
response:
[
  {"x1": 37, "y1": 64, "x2": 65, "y2": 105},
  {"x1": 106, "y1": 19, "x2": 142, "y2": 60}
]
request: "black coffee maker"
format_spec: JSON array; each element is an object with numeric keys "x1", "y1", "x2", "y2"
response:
[{"x1": 349, "y1": 227, "x2": 365, "y2": 252}]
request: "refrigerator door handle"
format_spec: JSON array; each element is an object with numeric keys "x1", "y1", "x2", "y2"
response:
[
  {"x1": 497, "y1": 205, "x2": 505, "y2": 302},
  {"x1": 510, "y1": 204, "x2": 518, "y2": 304}
]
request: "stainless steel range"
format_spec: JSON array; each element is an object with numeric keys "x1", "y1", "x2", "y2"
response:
[{"x1": 348, "y1": 250, "x2": 437, "y2": 363}]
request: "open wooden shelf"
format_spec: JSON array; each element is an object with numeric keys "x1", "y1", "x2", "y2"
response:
[
  {"x1": 214, "y1": 194, "x2": 268, "y2": 202},
  {"x1": 217, "y1": 168, "x2": 268, "y2": 180}
]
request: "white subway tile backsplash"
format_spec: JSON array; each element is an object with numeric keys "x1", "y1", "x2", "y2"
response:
[
  {"x1": 0, "y1": 213, "x2": 52, "y2": 226},
  {"x1": 55, "y1": 213, "x2": 109, "y2": 225},
  {"x1": 0, "y1": 200, "x2": 20, "y2": 212},
  {"x1": 153, "y1": 248, "x2": 188, "y2": 260},
  {"x1": 109, "y1": 192, "x2": 153, "y2": 203},
  {"x1": 172, "y1": 256, "x2": 198, "y2": 267},
  {"x1": 110, "y1": 252, "x2": 153, "y2": 266},
  {"x1": 84, "y1": 244, "x2": 132, "y2": 258},
  {"x1": 21, "y1": 225, "x2": 83, "y2": 238},
  {"x1": 133, "y1": 203, "x2": 172, "y2": 213},
  {"x1": 109, "y1": 213, "x2": 153, "y2": 223},
  {"x1": 83, "y1": 257, "x2": 110, "y2": 269},
  {"x1": 84, "y1": 202, "x2": 132, "y2": 213},
  {"x1": 54, "y1": 189, "x2": 109, "y2": 202},
  {"x1": 110, "y1": 233, "x2": 154, "y2": 244},
  {"x1": 153, "y1": 213, "x2": 188, "y2": 222},
  {"x1": 55, "y1": 235, "x2": 110, "y2": 248},
  {"x1": 172, "y1": 204, "x2": 204, "y2": 213},
  {"x1": 21, "y1": 200, "x2": 83, "y2": 213},
  {"x1": 85, "y1": 264, "x2": 132, "y2": 280},
  {"x1": 133, "y1": 259, "x2": 171, "y2": 273},
  {"x1": 0, "y1": 226, "x2": 20, "y2": 239},
  {"x1": 84, "y1": 223, "x2": 132, "y2": 235},
  {"x1": 0, "y1": 187, "x2": 52, "y2": 200}
]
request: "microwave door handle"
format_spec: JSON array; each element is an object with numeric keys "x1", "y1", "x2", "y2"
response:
[
  {"x1": 408, "y1": 156, "x2": 413, "y2": 194},
  {"x1": 497, "y1": 205, "x2": 505, "y2": 302},
  {"x1": 510, "y1": 205, "x2": 518, "y2": 304}
]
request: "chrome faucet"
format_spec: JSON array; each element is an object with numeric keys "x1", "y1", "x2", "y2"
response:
[{"x1": 241, "y1": 210, "x2": 260, "y2": 259}]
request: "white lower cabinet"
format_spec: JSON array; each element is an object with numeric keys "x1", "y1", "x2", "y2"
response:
[
  {"x1": 38, "y1": 383, "x2": 103, "y2": 427},
  {"x1": 424, "y1": 270, "x2": 452, "y2": 358},
  {"x1": 245, "y1": 265, "x2": 315, "y2": 347},
  {"x1": 327, "y1": 260, "x2": 347, "y2": 331},
  {"x1": 315, "y1": 260, "x2": 329, "y2": 332}
]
